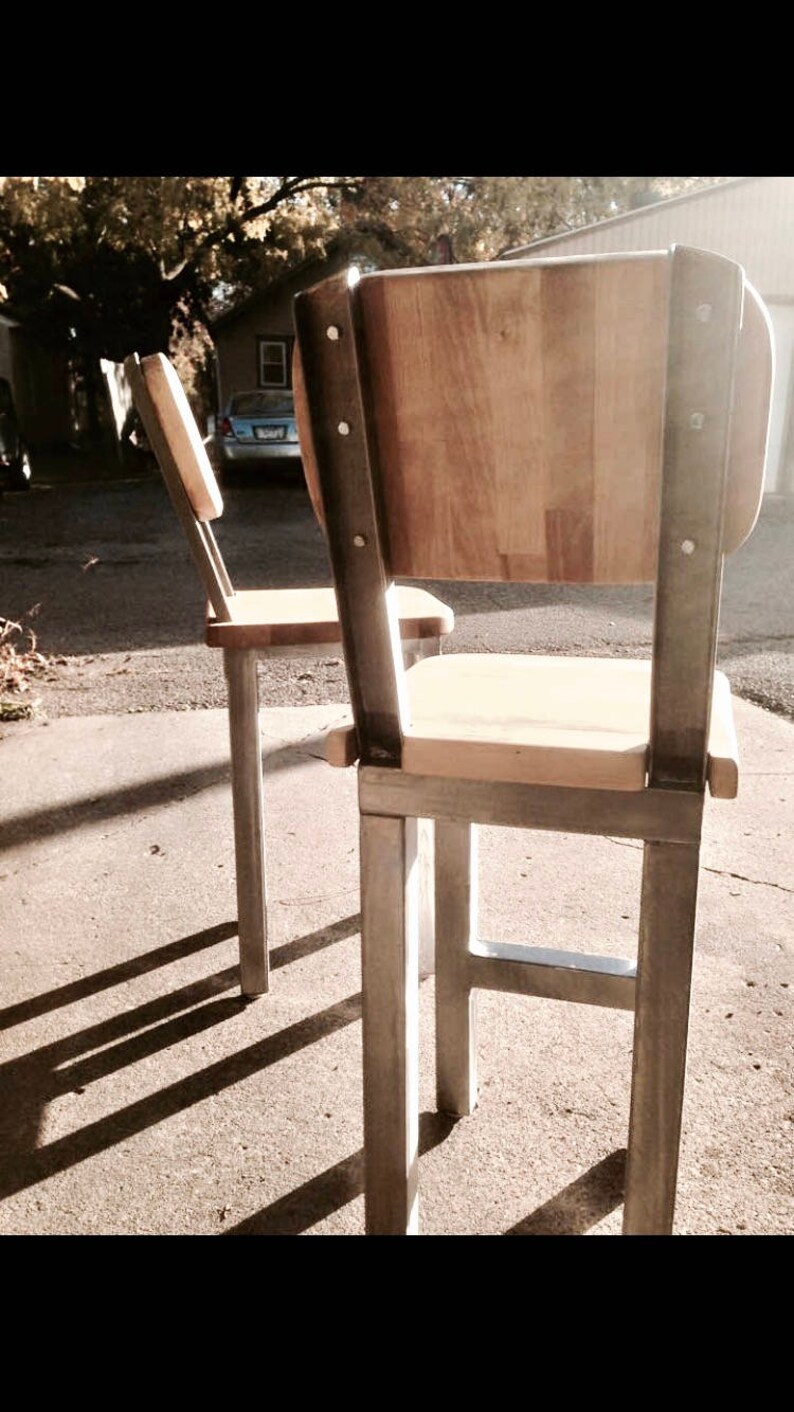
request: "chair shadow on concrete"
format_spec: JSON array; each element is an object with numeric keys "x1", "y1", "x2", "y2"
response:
[
  {"x1": 0, "y1": 908, "x2": 626, "y2": 1235},
  {"x1": 224, "y1": 1128, "x2": 626, "y2": 1237},
  {"x1": 2, "y1": 737, "x2": 336, "y2": 855},
  {"x1": 0, "y1": 916, "x2": 360, "y2": 1204}
]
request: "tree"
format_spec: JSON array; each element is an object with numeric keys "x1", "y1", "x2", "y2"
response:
[
  {"x1": 0, "y1": 175, "x2": 364, "y2": 429},
  {"x1": 0, "y1": 174, "x2": 724, "y2": 432}
]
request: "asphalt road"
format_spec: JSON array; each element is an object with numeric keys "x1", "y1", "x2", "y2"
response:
[{"x1": 1, "y1": 460, "x2": 793, "y2": 723}]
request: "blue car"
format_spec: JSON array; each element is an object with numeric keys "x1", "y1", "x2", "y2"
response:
[{"x1": 213, "y1": 389, "x2": 301, "y2": 481}]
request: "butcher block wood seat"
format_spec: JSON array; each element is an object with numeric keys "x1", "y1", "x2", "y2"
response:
[
  {"x1": 326, "y1": 655, "x2": 739, "y2": 798},
  {"x1": 206, "y1": 584, "x2": 454, "y2": 650}
]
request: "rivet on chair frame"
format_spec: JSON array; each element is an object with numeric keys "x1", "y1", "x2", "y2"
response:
[
  {"x1": 696, "y1": 303, "x2": 713, "y2": 322},
  {"x1": 681, "y1": 539, "x2": 696, "y2": 555},
  {"x1": 326, "y1": 326, "x2": 341, "y2": 341},
  {"x1": 689, "y1": 412, "x2": 706, "y2": 430},
  {"x1": 338, "y1": 421, "x2": 351, "y2": 436},
  {"x1": 353, "y1": 534, "x2": 367, "y2": 548}
]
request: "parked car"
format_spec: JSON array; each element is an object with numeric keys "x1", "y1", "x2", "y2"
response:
[
  {"x1": 213, "y1": 388, "x2": 301, "y2": 481},
  {"x1": 0, "y1": 377, "x2": 32, "y2": 492}
]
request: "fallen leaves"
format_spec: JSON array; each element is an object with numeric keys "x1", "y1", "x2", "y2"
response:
[{"x1": 0, "y1": 610, "x2": 64, "y2": 720}]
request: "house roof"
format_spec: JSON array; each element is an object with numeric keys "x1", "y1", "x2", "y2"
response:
[
  {"x1": 209, "y1": 236, "x2": 363, "y2": 333},
  {"x1": 501, "y1": 176, "x2": 754, "y2": 258}
]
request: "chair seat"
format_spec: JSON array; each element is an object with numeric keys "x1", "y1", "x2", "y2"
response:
[
  {"x1": 205, "y1": 585, "x2": 455, "y2": 649},
  {"x1": 399, "y1": 654, "x2": 739, "y2": 798}
]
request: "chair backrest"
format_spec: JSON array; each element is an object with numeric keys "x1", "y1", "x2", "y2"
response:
[
  {"x1": 293, "y1": 245, "x2": 774, "y2": 786},
  {"x1": 124, "y1": 352, "x2": 234, "y2": 622}
]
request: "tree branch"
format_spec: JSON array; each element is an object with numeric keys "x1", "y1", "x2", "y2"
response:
[{"x1": 162, "y1": 176, "x2": 365, "y2": 284}]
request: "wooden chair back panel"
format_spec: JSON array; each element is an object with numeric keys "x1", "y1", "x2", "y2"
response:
[
  {"x1": 355, "y1": 257, "x2": 666, "y2": 582},
  {"x1": 125, "y1": 352, "x2": 232, "y2": 622},
  {"x1": 130, "y1": 353, "x2": 223, "y2": 524},
  {"x1": 295, "y1": 254, "x2": 772, "y2": 584},
  {"x1": 723, "y1": 282, "x2": 774, "y2": 552}
]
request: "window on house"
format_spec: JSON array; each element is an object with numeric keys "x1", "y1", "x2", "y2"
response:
[{"x1": 257, "y1": 336, "x2": 292, "y2": 389}]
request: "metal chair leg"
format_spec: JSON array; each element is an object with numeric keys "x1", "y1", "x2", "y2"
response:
[
  {"x1": 623, "y1": 839, "x2": 701, "y2": 1234},
  {"x1": 403, "y1": 636, "x2": 442, "y2": 979},
  {"x1": 224, "y1": 647, "x2": 269, "y2": 998},
  {"x1": 435, "y1": 819, "x2": 479, "y2": 1115},
  {"x1": 360, "y1": 812, "x2": 419, "y2": 1234},
  {"x1": 416, "y1": 818, "x2": 435, "y2": 980}
]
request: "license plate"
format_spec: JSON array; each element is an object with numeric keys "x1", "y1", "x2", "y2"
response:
[{"x1": 254, "y1": 425, "x2": 286, "y2": 442}]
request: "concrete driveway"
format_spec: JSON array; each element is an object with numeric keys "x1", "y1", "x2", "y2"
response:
[{"x1": 0, "y1": 459, "x2": 791, "y2": 1237}]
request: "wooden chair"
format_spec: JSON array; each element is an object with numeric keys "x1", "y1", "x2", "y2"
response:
[
  {"x1": 292, "y1": 246, "x2": 774, "y2": 1235},
  {"x1": 124, "y1": 351, "x2": 454, "y2": 999}
]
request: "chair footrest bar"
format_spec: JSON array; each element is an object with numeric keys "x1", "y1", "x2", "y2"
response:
[
  {"x1": 359, "y1": 768, "x2": 703, "y2": 843},
  {"x1": 469, "y1": 939, "x2": 637, "y2": 1010}
]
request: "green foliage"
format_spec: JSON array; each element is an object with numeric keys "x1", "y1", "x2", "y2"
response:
[{"x1": 0, "y1": 174, "x2": 724, "y2": 408}]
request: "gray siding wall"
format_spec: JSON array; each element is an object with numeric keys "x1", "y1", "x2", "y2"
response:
[{"x1": 505, "y1": 178, "x2": 794, "y2": 493}]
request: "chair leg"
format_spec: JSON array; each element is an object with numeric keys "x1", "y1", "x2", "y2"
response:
[
  {"x1": 623, "y1": 839, "x2": 701, "y2": 1234},
  {"x1": 224, "y1": 648, "x2": 269, "y2": 999},
  {"x1": 417, "y1": 818, "x2": 435, "y2": 980},
  {"x1": 402, "y1": 637, "x2": 441, "y2": 980},
  {"x1": 360, "y1": 812, "x2": 419, "y2": 1234},
  {"x1": 435, "y1": 820, "x2": 479, "y2": 1116}
]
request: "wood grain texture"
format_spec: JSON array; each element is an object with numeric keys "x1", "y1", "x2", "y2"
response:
[
  {"x1": 325, "y1": 721, "x2": 359, "y2": 766},
  {"x1": 398, "y1": 654, "x2": 738, "y2": 798},
  {"x1": 126, "y1": 352, "x2": 231, "y2": 621},
  {"x1": 722, "y1": 282, "x2": 774, "y2": 552},
  {"x1": 205, "y1": 585, "x2": 454, "y2": 649},
  {"x1": 358, "y1": 258, "x2": 668, "y2": 582},
  {"x1": 592, "y1": 259, "x2": 668, "y2": 581},
  {"x1": 295, "y1": 254, "x2": 772, "y2": 584},
  {"x1": 127, "y1": 352, "x2": 223, "y2": 523}
]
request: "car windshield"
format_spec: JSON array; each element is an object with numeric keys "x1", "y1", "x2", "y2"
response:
[{"x1": 230, "y1": 390, "x2": 294, "y2": 417}]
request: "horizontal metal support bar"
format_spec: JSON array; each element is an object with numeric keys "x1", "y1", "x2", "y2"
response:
[
  {"x1": 359, "y1": 768, "x2": 704, "y2": 843},
  {"x1": 469, "y1": 939, "x2": 637, "y2": 1011}
]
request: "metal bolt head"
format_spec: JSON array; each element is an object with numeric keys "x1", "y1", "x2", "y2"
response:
[
  {"x1": 681, "y1": 539, "x2": 696, "y2": 556},
  {"x1": 337, "y1": 421, "x2": 350, "y2": 436},
  {"x1": 326, "y1": 325, "x2": 340, "y2": 341},
  {"x1": 353, "y1": 534, "x2": 367, "y2": 548},
  {"x1": 689, "y1": 412, "x2": 705, "y2": 430},
  {"x1": 696, "y1": 303, "x2": 713, "y2": 322}
]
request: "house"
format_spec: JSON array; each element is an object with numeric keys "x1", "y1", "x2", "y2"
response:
[
  {"x1": 97, "y1": 243, "x2": 380, "y2": 455},
  {"x1": 502, "y1": 176, "x2": 794, "y2": 496},
  {"x1": 210, "y1": 241, "x2": 377, "y2": 412}
]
